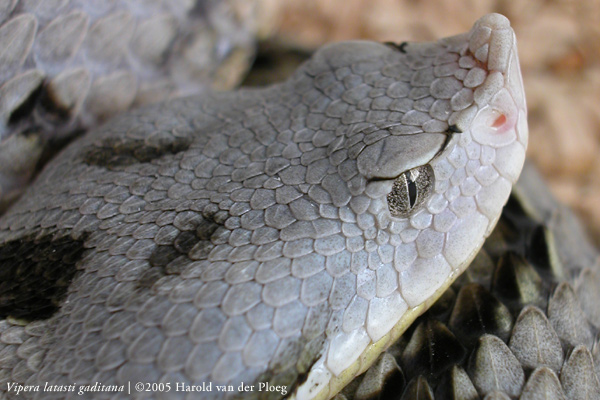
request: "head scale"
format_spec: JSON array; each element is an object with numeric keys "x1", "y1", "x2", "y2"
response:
[{"x1": 295, "y1": 13, "x2": 528, "y2": 398}]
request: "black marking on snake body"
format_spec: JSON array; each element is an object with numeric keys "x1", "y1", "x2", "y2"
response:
[
  {"x1": 384, "y1": 41, "x2": 408, "y2": 53},
  {"x1": 430, "y1": 128, "x2": 458, "y2": 161},
  {"x1": 7, "y1": 83, "x2": 44, "y2": 126},
  {"x1": 82, "y1": 136, "x2": 192, "y2": 168},
  {"x1": 0, "y1": 231, "x2": 87, "y2": 320},
  {"x1": 40, "y1": 86, "x2": 77, "y2": 122},
  {"x1": 447, "y1": 124, "x2": 462, "y2": 133},
  {"x1": 140, "y1": 215, "x2": 223, "y2": 289}
]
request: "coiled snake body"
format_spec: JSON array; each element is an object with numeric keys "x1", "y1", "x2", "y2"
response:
[{"x1": 2, "y1": 11, "x2": 592, "y2": 400}]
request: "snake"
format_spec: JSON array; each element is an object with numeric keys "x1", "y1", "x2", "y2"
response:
[
  {"x1": 338, "y1": 160, "x2": 600, "y2": 400},
  {"x1": 0, "y1": 0, "x2": 255, "y2": 213},
  {"x1": 1, "y1": 9, "x2": 595, "y2": 400}
]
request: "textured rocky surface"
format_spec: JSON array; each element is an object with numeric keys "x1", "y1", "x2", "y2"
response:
[
  {"x1": 0, "y1": 0, "x2": 260, "y2": 211},
  {"x1": 0, "y1": 14, "x2": 528, "y2": 399}
]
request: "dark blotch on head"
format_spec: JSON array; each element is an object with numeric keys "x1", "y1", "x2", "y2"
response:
[
  {"x1": 82, "y1": 136, "x2": 192, "y2": 168},
  {"x1": 0, "y1": 231, "x2": 86, "y2": 320}
]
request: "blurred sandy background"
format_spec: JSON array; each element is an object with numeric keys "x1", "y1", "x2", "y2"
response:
[{"x1": 250, "y1": 0, "x2": 600, "y2": 243}]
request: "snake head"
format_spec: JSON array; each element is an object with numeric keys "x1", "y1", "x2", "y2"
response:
[{"x1": 296, "y1": 13, "x2": 528, "y2": 398}]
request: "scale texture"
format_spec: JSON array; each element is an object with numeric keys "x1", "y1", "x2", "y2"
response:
[
  {"x1": 338, "y1": 163, "x2": 600, "y2": 400},
  {"x1": 0, "y1": 14, "x2": 529, "y2": 399},
  {"x1": 0, "y1": 0, "x2": 256, "y2": 211}
]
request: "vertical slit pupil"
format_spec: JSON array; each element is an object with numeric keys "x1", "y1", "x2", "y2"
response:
[{"x1": 405, "y1": 171, "x2": 417, "y2": 208}]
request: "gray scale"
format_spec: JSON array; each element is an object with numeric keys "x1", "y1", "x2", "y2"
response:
[
  {"x1": 337, "y1": 164, "x2": 600, "y2": 400},
  {"x1": 0, "y1": 0, "x2": 256, "y2": 212}
]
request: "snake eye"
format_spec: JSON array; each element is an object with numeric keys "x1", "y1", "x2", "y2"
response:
[{"x1": 387, "y1": 164, "x2": 434, "y2": 218}]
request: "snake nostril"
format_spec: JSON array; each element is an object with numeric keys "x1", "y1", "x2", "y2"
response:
[{"x1": 491, "y1": 113, "x2": 507, "y2": 129}]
